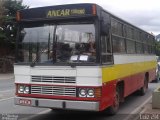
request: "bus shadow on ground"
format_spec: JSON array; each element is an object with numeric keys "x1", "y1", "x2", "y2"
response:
[{"x1": 26, "y1": 109, "x2": 131, "y2": 120}]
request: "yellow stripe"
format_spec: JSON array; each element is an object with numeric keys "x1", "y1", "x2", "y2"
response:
[{"x1": 102, "y1": 61, "x2": 157, "y2": 83}]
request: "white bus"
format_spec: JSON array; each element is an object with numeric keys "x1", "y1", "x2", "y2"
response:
[{"x1": 14, "y1": 3, "x2": 156, "y2": 115}]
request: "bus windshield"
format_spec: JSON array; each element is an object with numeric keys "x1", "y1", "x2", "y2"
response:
[{"x1": 17, "y1": 23, "x2": 96, "y2": 64}]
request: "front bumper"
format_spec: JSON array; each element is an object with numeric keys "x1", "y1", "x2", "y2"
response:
[{"x1": 14, "y1": 97, "x2": 100, "y2": 111}]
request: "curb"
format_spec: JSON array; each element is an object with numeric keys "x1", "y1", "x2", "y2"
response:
[
  {"x1": 0, "y1": 77, "x2": 14, "y2": 80},
  {"x1": 0, "y1": 74, "x2": 14, "y2": 80}
]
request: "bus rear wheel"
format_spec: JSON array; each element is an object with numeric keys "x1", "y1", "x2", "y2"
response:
[
  {"x1": 107, "y1": 87, "x2": 120, "y2": 115},
  {"x1": 139, "y1": 76, "x2": 148, "y2": 96}
]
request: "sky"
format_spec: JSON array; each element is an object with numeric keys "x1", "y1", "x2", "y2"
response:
[{"x1": 23, "y1": 0, "x2": 160, "y2": 36}]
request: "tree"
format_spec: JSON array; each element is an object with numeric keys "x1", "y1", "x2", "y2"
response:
[
  {"x1": 0, "y1": 0, "x2": 28, "y2": 53},
  {"x1": 0, "y1": 0, "x2": 4, "y2": 25},
  {"x1": 2, "y1": 0, "x2": 28, "y2": 42},
  {"x1": 155, "y1": 40, "x2": 160, "y2": 56},
  {"x1": 0, "y1": 0, "x2": 5, "y2": 40},
  {"x1": 155, "y1": 34, "x2": 160, "y2": 56}
]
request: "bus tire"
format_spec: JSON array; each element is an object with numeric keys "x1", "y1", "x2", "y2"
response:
[
  {"x1": 139, "y1": 76, "x2": 148, "y2": 96},
  {"x1": 107, "y1": 87, "x2": 120, "y2": 115}
]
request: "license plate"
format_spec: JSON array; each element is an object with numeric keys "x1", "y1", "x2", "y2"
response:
[{"x1": 19, "y1": 99, "x2": 31, "y2": 106}]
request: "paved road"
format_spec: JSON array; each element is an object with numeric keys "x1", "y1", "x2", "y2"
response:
[
  {"x1": 0, "y1": 79, "x2": 14, "y2": 91},
  {"x1": 0, "y1": 78, "x2": 159, "y2": 120}
]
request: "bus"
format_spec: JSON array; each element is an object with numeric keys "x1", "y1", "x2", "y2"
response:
[{"x1": 14, "y1": 3, "x2": 156, "y2": 114}]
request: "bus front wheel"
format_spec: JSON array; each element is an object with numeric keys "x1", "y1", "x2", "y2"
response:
[{"x1": 107, "y1": 87, "x2": 120, "y2": 115}]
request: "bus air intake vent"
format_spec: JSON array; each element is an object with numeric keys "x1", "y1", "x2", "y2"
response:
[
  {"x1": 31, "y1": 76, "x2": 76, "y2": 84},
  {"x1": 31, "y1": 85, "x2": 76, "y2": 97}
]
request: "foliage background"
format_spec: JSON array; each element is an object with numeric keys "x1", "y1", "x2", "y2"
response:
[{"x1": 0, "y1": 0, "x2": 28, "y2": 57}]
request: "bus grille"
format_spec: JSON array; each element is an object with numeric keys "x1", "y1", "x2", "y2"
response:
[
  {"x1": 31, "y1": 85, "x2": 76, "y2": 97},
  {"x1": 31, "y1": 76, "x2": 76, "y2": 84}
]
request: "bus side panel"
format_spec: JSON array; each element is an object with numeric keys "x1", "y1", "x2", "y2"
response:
[
  {"x1": 100, "y1": 80, "x2": 117, "y2": 111},
  {"x1": 123, "y1": 68, "x2": 156, "y2": 97},
  {"x1": 123, "y1": 76, "x2": 132, "y2": 97},
  {"x1": 100, "y1": 68, "x2": 156, "y2": 111},
  {"x1": 123, "y1": 72, "x2": 144, "y2": 97}
]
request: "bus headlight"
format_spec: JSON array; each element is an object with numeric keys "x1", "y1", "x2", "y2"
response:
[
  {"x1": 79, "y1": 88, "x2": 95, "y2": 98},
  {"x1": 78, "y1": 87, "x2": 101, "y2": 98},
  {"x1": 24, "y1": 86, "x2": 30, "y2": 94},
  {"x1": 79, "y1": 88, "x2": 87, "y2": 97},
  {"x1": 18, "y1": 85, "x2": 30, "y2": 94},
  {"x1": 87, "y1": 89, "x2": 94, "y2": 97},
  {"x1": 18, "y1": 86, "x2": 24, "y2": 93}
]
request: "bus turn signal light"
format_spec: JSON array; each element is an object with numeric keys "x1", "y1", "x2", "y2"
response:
[
  {"x1": 92, "y1": 4, "x2": 97, "y2": 15},
  {"x1": 94, "y1": 87, "x2": 101, "y2": 98}
]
